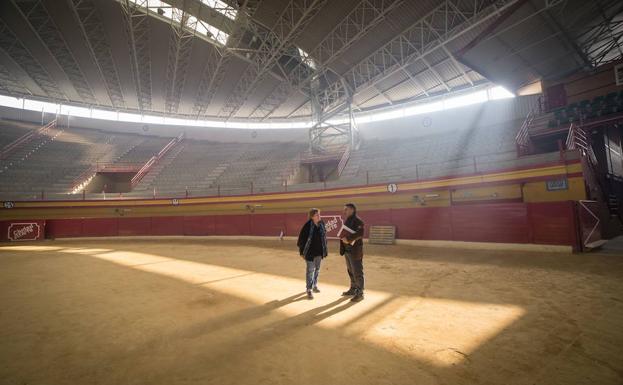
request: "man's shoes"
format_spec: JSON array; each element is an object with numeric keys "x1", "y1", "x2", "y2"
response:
[
  {"x1": 342, "y1": 288, "x2": 357, "y2": 296},
  {"x1": 351, "y1": 292, "x2": 364, "y2": 302},
  {"x1": 306, "y1": 291, "x2": 314, "y2": 300},
  {"x1": 312, "y1": 287, "x2": 320, "y2": 293}
]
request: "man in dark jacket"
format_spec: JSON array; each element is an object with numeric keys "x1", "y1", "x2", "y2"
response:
[
  {"x1": 297, "y1": 208, "x2": 328, "y2": 299},
  {"x1": 339, "y1": 203, "x2": 365, "y2": 302}
]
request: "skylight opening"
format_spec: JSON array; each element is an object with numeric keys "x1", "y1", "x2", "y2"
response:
[
  {"x1": 0, "y1": 86, "x2": 518, "y2": 130},
  {"x1": 200, "y1": 0, "x2": 238, "y2": 20},
  {"x1": 488, "y1": 86, "x2": 515, "y2": 100},
  {"x1": 91, "y1": 109, "x2": 118, "y2": 121},
  {"x1": 0, "y1": 95, "x2": 22, "y2": 109},
  {"x1": 443, "y1": 90, "x2": 488, "y2": 109},
  {"x1": 24, "y1": 99, "x2": 59, "y2": 114},
  {"x1": 298, "y1": 47, "x2": 317, "y2": 70},
  {"x1": 59, "y1": 105, "x2": 91, "y2": 118},
  {"x1": 202, "y1": 22, "x2": 229, "y2": 45},
  {"x1": 128, "y1": 0, "x2": 230, "y2": 46}
]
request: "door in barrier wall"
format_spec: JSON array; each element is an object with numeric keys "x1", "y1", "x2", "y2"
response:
[{"x1": 577, "y1": 200, "x2": 604, "y2": 251}]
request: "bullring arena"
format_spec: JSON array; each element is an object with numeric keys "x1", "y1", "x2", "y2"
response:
[
  {"x1": 2, "y1": 238, "x2": 623, "y2": 385},
  {"x1": 1, "y1": 0, "x2": 623, "y2": 384}
]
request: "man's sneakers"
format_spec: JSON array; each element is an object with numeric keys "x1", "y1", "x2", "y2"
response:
[
  {"x1": 351, "y1": 291, "x2": 364, "y2": 302},
  {"x1": 342, "y1": 288, "x2": 357, "y2": 296},
  {"x1": 306, "y1": 291, "x2": 314, "y2": 300},
  {"x1": 312, "y1": 287, "x2": 320, "y2": 293}
]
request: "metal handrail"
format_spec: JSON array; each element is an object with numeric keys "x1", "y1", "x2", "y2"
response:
[
  {"x1": 131, "y1": 133, "x2": 185, "y2": 187},
  {"x1": 337, "y1": 145, "x2": 351, "y2": 176},
  {"x1": 0, "y1": 119, "x2": 57, "y2": 159},
  {"x1": 515, "y1": 98, "x2": 542, "y2": 155}
]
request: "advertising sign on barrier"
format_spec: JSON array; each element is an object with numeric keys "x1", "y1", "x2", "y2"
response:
[
  {"x1": 0, "y1": 221, "x2": 45, "y2": 242},
  {"x1": 321, "y1": 215, "x2": 343, "y2": 239},
  {"x1": 7, "y1": 222, "x2": 42, "y2": 241}
]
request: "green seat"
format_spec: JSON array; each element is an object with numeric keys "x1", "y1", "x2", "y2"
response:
[{"x1": 576, "y1": 100, "x2": 589, "y2": 115}]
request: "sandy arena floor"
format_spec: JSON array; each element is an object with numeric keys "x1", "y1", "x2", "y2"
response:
[{"x1": 1, "y1": 238, "x2": 622, "y2": 385}]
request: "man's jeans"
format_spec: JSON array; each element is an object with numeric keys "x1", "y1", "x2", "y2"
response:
[
  {"x1": 344, "y1": 250, "x2": 364, "y2": 293},
  {"x1": 306, "y1": 256, "x2": 322, "y2": 291}
]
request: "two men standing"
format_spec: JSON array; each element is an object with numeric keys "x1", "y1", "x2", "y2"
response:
[{"x1": 297, "y1": 203, "x2": 365, "y2": 303}]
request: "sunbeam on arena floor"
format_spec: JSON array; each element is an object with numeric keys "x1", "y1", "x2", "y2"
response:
[{"x1": 1, "y1": 238, "x2": 622, "y2": 385}]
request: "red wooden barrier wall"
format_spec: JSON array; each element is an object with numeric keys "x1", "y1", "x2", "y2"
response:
[{"x1": 30, "y1": 202, "x2": 579, "y2": 249}]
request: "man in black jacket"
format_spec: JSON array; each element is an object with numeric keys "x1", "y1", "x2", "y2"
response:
[{"x1": 339, "y1": 203, "x2": 365, "y2": 302}]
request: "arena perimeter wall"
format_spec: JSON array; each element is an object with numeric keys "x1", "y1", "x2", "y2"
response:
[{"x1": 1, "y1": 159, "x2": 585, "y2": 250}]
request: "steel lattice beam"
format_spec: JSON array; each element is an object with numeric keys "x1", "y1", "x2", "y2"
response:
[
  {"x1": 164, "y1": 9, "x2": 196, "y2": 114},
  {"x1": 0, "y1": 19, "x2": 66, "y2": 101},
  {"x1": 250, "y1": 0, "x2": 404, "y2": 119},
  {"x1": 306, "y1": 0, "x2": 523, "y2": 154},
  {"x1": 0, "y1": 62, "x2": 31, "y2": 96},
  {"x1": 68, "y1": 0, "x2": 126, "y2": 109},
  {"x1": 573, "y1": 2, "x2": 623, "y2": 66},
  {"x1": 355, "y1": 55, "x2": 482, "y2": 108},
  {"x1": 13, "y1": 0, "x2": 97, "y2": 105},
  {"x1": 217, "y1": 0, "x2": 328, "y2": 119},
  {"x1": 315, "y1": 0, "x2": 523, "y2": 117},
  {"x1": 120, "y1": 0, "x2": 152, "y2": 112},
  {"x1": 192, "y1": 0, "x2": 263, "y2": 117},
  {"x1": 152, "y1": 0, "x2": 288, "y2": 83}
]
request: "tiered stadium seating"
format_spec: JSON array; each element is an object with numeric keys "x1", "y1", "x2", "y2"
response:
[
  {"x1": 0, "y1": 125, "x2": 162, "y2": 198},
  {"x1": 0, "y1": 120, "x2": 38, "y2": 148},
  {"x1": 130, "y1": 141, "x2": 244, "y2": 196},
  {"x1": 549, "y1": 90, "x2": 623, "y2": 128},
  {"x1": 340, "y1": 119, "x2": 520, "y2": 184},
  {"x1": 115, "y1": 136, "x2": 172, "y2": 164},
  {"x1": 128, "y1": 140, "x2": 305, "y2": 196},
  {"x1": 215, "y1": 142, "x2": 305, "y2": 194},
  {"x1": 0, "y1": 117, "x2": 570, "y2": 200}
]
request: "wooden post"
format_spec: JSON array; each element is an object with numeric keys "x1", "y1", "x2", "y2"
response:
[
  {"x1": 284, "y1": 179, "x2": 288, "y2": 192},
  {"x1": 366, "y1": 171, "x2": 369, "y2": 185}
]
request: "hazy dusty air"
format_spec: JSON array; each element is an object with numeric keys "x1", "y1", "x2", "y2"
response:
[{"x1": 1, "y1": 0, "x2": 622, "y2": 384}]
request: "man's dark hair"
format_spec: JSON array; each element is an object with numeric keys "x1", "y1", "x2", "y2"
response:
[{"x1": 344, "y1": 203, "x2": 357, "y2": 214}]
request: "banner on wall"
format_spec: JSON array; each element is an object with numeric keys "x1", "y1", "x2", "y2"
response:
[{"x1": 1, "y1": 221, "x2": 45, "y2": 242}]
